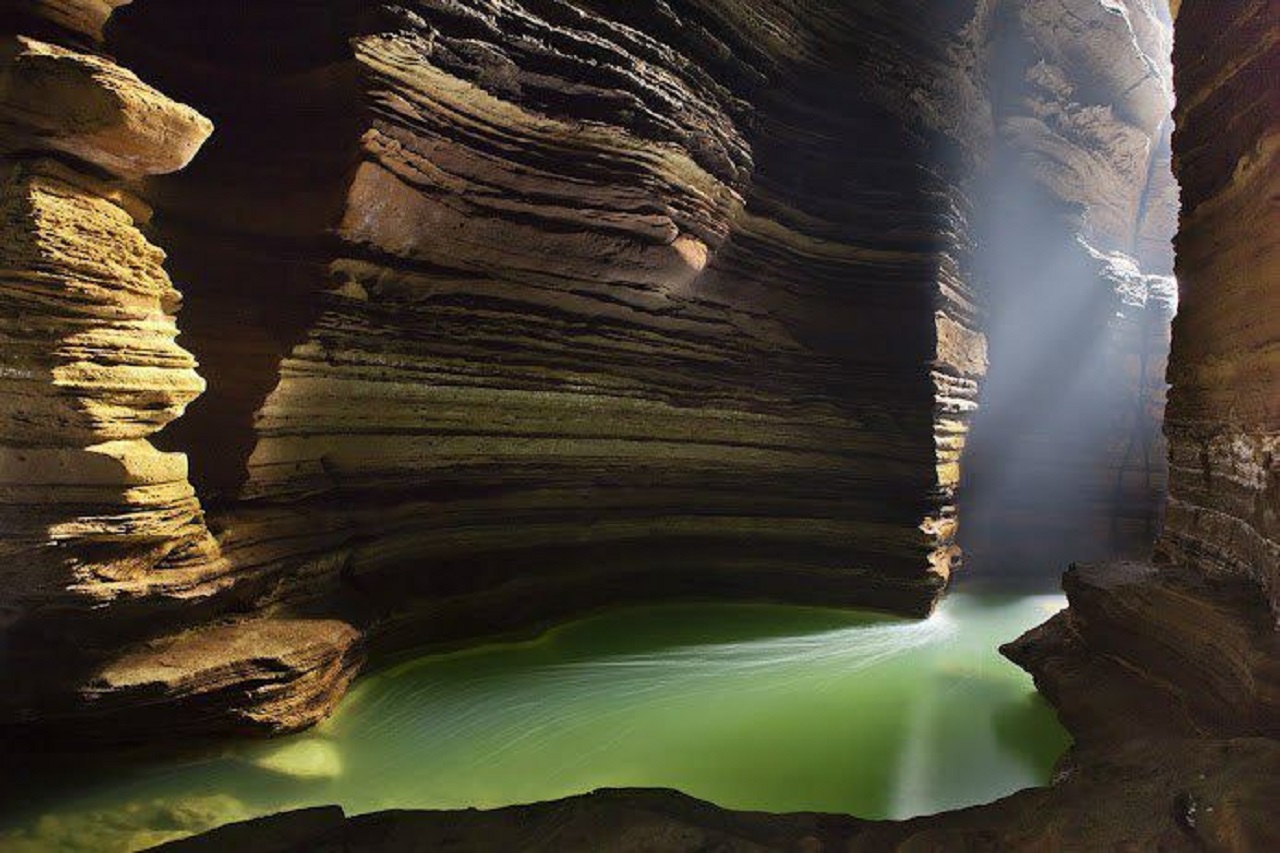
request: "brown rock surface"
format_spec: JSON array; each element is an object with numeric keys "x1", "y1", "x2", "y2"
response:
[
  {"x1": 0, "y1": 36, "x2": 210, "y2": 177},
  {"x1": 1157, "y1": 0, "x2": 1280, "y2": 611},
  {"x1": 83, "y1": 618, "x2": 363, "y2": 737},
  {"x1": 2, "y1": 0, "x2": 134, "y2": 44},
  {"x1": 0, "y1": 22, "x2": 358, "y2": 737},
  {"x1": 1004, "y1": 562, "x2": 1280, "y2": 743},
  {"x1": 0, "y1": 0, "x2": 1001, "y2": 733},
  {"x1": 117, "y1": 0, "x2": 983, "y2": 630},
  {"x1": 139, "y1": 1, "x2": 1280, "y2": 847},
  {"x1": 0, "y1": 0, "x2": 1244, "y2": 752}
]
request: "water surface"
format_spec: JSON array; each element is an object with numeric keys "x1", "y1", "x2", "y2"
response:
[{"x1": 1, "y1": 592, "x2": 1070, "y2": 851}]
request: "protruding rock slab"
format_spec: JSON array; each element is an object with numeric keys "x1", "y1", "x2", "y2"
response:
[
  {"x1": 0, "y1": 36, "x2": 211, "y2": 177},
  {"x1": 83, "y1": 618, "x2": 363, "y2": 737},
  {"x1": 1003, "y1": 562, "x2": 1280, "y2": 746}
]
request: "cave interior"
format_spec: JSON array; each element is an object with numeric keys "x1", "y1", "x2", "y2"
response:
[{"x1": 0, "y1": 0, "x2": 1277, "y2": 850}]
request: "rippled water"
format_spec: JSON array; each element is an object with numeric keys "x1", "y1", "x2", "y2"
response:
[{"x1": 0, "y1": 592, "x2": 1070, "y2": 852}]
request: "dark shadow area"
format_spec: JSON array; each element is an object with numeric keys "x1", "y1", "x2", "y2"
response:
[{"x1": 105, "y1": 2, "x2": 371, "y2": 503}]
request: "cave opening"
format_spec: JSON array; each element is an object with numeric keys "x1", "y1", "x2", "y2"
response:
[{"x1": 957, "y1": 0, "x2": 1180, "y2": 589}]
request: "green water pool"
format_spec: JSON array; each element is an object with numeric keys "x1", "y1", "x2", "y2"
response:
[{"x1": 0, "y1": 591, "x2": 1071, "y2": 851}]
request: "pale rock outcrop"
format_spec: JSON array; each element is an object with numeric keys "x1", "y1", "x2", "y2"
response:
[{"x1": 0, "y1": 27, "x2": 358, "y2": 735}]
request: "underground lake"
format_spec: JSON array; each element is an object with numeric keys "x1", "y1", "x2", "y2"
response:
[{"x1": 0, "y1": 591, "x2": 1072, "y2": 852}]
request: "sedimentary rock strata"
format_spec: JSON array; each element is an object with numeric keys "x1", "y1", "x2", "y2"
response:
[
  {"x1": 145, "y1": 0, "x2": 1280, "y2": 847},
  {"x1": 0, "y1": 15, "x2": 357, "y2": 734},
  {"x1": 1005, "y1": 562, "x2": 1280, "y2": 743},
  {"x1": 110, "y1": 0, "x2": 986, "y2": 643},
  {"x1": 0, "y1": 0, "x2": 1004, "y2": 732},
  {"x1": 1157, "y1": 0, "x2": 1280, "y2": 611},
  {"x1": 84, "y1": 618, "x2": 363, "y2": 737},
  {"x1": 0, "y1": 0, "x2": 1189, "y2": 738}
]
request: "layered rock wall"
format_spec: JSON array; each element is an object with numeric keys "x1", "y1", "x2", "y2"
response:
[
  {"x1": 0, "y1": 0, "x2": 1188, "y2": 736},
  {"x1": 1157, "y1": 0, "x2": 1280, "y2": 611},
  {"x1": 142, "y1": 2, "x2": 1280, "y2": 847},
  {"x1": 0, "y1": 4, "x2": 356, "y2": 734},
  {"x1": 2, "y1": 0, "x2": 992, "y2": 733},
  {"x1": 112, "y1": 3, "x2": 986, "y2": 637},
  {"x1": 0, "y1": 26, "x2": 224, "y2": 713}
]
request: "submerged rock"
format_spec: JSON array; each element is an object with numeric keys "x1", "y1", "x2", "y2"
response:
[
  {"x1": 0, "y1": 794, "x2": 250, "y2": 853},
  {"x1": 251, "y1": 739, "x2": 344, "y2": 781}
]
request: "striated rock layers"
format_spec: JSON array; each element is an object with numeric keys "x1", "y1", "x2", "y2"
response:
[
  {"x1": 149, "y1": 0, "x2": 1280, "y2": 848},
  {"x1": 3, "y1": 0, "x2": 997, "y2": 736},
  {"x1": 0, "y1": 0, "x2": 1186, "y2": 738},
  {"x1": 1156, "y1": 0, "x2": 1280, "y2": 612},
  {"x1": 0, "y1": 9, "x2": 361, "y2": 734},
  {"x1": 121, "y1": 0, "x2": 982, "y2": 626},
  {"x1": 0, "y1": 33, "x2": 215, "y2": 715}
]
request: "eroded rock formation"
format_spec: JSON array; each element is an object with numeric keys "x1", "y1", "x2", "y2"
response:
[
  {"x1": 114, "y1": 0, "x2": 984, "y2": 633},
  {"x1": 2, "y1": 0, "x2": 1000, "y2": 734},
  {"x1": 1157, "y1": 0, "x2": 1280, "y2": 611},
  {"x1": 0, "y1": 5, "x2": 360, "y2": 735},
  {"x1": 151, "y1": 0, "x2": 1280, "y2": 848},
  {"x1": 0, "y1": 0, "x2": 1222, "y2": 768}
]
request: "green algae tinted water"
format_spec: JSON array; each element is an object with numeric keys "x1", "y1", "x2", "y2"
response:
[{"x1": 0, "y1": 592, "x2": 1071, "y2": 852}]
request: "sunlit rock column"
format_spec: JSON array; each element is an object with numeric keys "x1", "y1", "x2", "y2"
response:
[
  {"x1": 0, "y1": 26, "x2": 217, "y2": 710},
  {"x1": 0, "y1": 8, "x2": 360, "y2": 735}
]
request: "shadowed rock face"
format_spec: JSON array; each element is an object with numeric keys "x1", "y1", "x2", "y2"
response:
[
  {"x1": 1157, "y1": 0, "x2": 1280, "y2": 612},
  {"x1": 0, "y1": 0, "x2": 1180, "y2": 739},
  {"x1": 2, "y1": 0, "x2": 994, "y2": 735}
]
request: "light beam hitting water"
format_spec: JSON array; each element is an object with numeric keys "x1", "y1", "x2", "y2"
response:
[{"x1": 1, "y1": 593, "x2": 1070, "y2": 852}]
